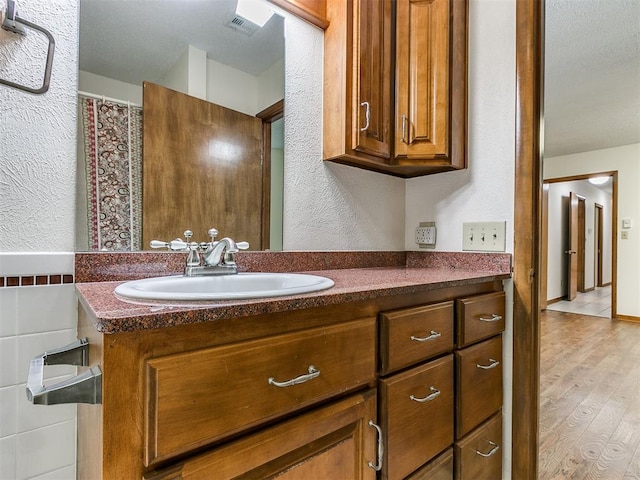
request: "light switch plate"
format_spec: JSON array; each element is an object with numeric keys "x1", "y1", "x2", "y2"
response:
[{"x1": 462, "y1": 222, "x2": 506, "y2": 252}]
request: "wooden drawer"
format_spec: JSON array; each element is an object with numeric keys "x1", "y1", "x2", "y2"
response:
[
  {"x1": 455, "y1": 335, "x2": 502, "y2": 438},
  {"x1": 456, "y1": 291, "x2": 505, "y2": 347},
  {"x1": 379, "y1": 355, "x2": 454, "y2": 480},
  {"x1": 144, "y1": 390, "x2": 378, "y2": 480},
  {"x1": 144, "y1": 318, "x2": 376, "y2": 465},
  {"x1": 380, "y1": 301, "x2": 454, "y2": 375},
  {"x1": 455, "y1": 411, "x2": 502, "y2": 480},
  {"x1": 407, "y1": 447, "x2": 453, "y2": 480}
]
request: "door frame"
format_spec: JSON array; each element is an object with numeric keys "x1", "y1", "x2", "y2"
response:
[
  {"x1": 577, "y1": 194, "x2": 586, "y2": 292},
  {"x1": 512, "y1": 2, "x2": 622, "y2": 476},
  {"x1": 595, "y1": 203, "x2": 604, "y2": 287},
  {"x1": 512, "y1": 1, "x2": 544, "y2": 477},
  {"x1": 256, "y1": 99, "x2": 284, "y2": 250}
]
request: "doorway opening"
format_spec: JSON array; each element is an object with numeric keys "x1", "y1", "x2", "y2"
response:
[{"x1": 540, "y1": 173, "x2": 617, "y2": 319}]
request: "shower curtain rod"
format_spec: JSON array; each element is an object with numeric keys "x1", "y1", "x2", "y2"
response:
[{"x1": 78, "y1": 90, "x2": 142, "y2": 108}]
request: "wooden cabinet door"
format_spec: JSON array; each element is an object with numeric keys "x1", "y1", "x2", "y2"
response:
[
  {"x1": 143, "y1": 390, "x2": 379, "y2": 480},
  {"x1": 324, "y1": 0, "x2": 392, "y2": 164},
  {"x1": 355, "y1": 0, "x2": 393, "y2": 159},
  {"x1": 394, "y1": 0, "x2": 467, "y2": 172}
]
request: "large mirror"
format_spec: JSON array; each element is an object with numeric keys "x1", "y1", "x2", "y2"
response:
[{"x1": 75, "y1": 0, "x2": 285, "y2": 252}]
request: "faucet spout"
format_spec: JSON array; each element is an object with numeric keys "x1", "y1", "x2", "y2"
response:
[{"x1": 203, "y1": 237, "x2": 238, "y2": 267}]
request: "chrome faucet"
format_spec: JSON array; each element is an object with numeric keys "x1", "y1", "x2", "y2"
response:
[{"x1": 150, "y1": 228, "x2": 249, "y2": 276}]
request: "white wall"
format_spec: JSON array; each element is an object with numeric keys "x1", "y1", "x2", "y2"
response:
[
  {"x1": 78, "y1": 70, "x2": 142, "y2": 105},
  {"x1": 544, "y1": 143, "x2": 640, "y2": 318},
  {"x1": 546, "y1": 180, "x2": 613, "y2": 300},
  {"x1": 404, "y1": 1, "x2": 515, "y2": 255}
]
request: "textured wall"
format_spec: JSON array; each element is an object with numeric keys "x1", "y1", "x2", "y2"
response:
[
  {"x1": 404, "y1": 0, "x2": 515, "y2": 254},
  {"x1": 283, "y1": 16, "x2": 406, "y2": 251},
  {"x1": 0, "y1": 0, "x2": 78, "y2": 252}
]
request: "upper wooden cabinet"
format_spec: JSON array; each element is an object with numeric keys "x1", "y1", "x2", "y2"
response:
[{"x1": 324, "y1": 0, "x2": 468, "y2": 178}]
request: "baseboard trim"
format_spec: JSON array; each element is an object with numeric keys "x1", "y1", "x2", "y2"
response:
[
  {"x1": 616, "y1": 314, "x2": 640, "y2": 323},
  {"x1": 581, "y1": 286, "x2": 595, "y2": 293},
  {"x1": 598, "y1": 282, "x2": 612, "y2": 287},
  {"x1": 547, "y1": 296, "x2": 565, "y2": 305}
]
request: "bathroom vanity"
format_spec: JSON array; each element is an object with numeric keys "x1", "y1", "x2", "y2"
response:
[{"x1": 74, "y1": 251, "x2": 509, "y2": 479}]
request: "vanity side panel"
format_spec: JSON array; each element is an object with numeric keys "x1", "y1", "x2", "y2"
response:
[{"x1": 77, "y1": 306, "x2": 104, "y2": 480}]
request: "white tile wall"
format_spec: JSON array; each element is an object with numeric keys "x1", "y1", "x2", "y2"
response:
[{"x1": 0, "y1": 253, "x2": 77, "y2": 480}]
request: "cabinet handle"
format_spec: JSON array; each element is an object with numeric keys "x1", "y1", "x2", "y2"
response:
[
  {"x1": 410, "y1": 330, "x2": 441, "y2": 342},
  {"x1": 410, "y1": 386, "x2": 441, "y2": 403},
  {"x1": 268, "y1": 365, "x2": 320, "y2": 388},
  {"x1": 401, "y1": 114, "x2": 408, "y2": 143},
  {"x1": 476, "y1": 358, "x2": 500, "y2": 370},
  {"x1": 476, "y1": 440, "x2": 500, "y2": 458},
  {"x1": 360, "y1": 101, "x2": 370, "y2": 132},
  {"x1": 479, "y1": 314, "x2": 503, "y2": 322},
  {"x1": 367, "y1": 421, "x2": 384, "y2": 472}
]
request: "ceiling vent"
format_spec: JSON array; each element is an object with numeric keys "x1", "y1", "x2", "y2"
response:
[{"x1": 224, "y1": 15, "x2": 260, "y2": 36}]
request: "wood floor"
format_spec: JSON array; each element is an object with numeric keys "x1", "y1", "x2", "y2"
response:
[{"x1": 539, "y1": 309, "x2": 640, "y2": 479}]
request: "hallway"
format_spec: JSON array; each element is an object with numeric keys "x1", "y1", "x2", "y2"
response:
[
  {"x1": 546, "y1": 285, "x2": 611, "y2": 318},
  {"x1": 539, "y1": 309, "x2": 640, "y2": 479}
]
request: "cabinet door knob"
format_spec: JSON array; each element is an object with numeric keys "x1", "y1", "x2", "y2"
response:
[
  {"x1": 476, "y1": 440, "x2": 500, "y2": 458},
  {"x1": 479, "y1": 314, "x2": 503, "y2": 323},
  {"x1": 267, "y1": 365, "x2": 320, "y2": 388},
  {"x1": 410, "y1": 330, "x2": 441, "y2": 342},
  {"x1": 409, "y1": 386, "x2": 441, "y2": 403}
]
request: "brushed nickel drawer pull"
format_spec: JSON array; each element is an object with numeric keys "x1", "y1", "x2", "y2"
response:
[
  {"x1": 368, "y1": 421, "x2": 384, "y2": 471},
  {"x1": 268, "y1": 365, "x2": 320, "y2": 388},
  {"x1": 479, "y1": 314, "x2": 503, "y2": 322},
  {"x1": 410, "y1": 331, "x2": 441, "y2": 342},
  {"x1": 476, "y1": 359, "x2": 500, "y2": 370},
  {"x1": 410, "y1": 386, "x2": 441, "y2": 403},
  {"x1": 401, "y1": 114, "x2": 408, "y2": 143},
  {"x1": 476, "y1": 440, "x2": 500, "y2": 458},
  {"x1": 360, "y1": 101, "x2": 371, "y2": 132}
]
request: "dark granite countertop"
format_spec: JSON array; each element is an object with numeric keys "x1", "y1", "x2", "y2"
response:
[{"x1": 76, "y1": 253, "x2": 511, "y2": 334}]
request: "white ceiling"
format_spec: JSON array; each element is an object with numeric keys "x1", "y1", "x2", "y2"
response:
[
  {"x1": 79, "y1": 0, "x2": 285, "y2": 84},
  {"x1": 544, "y1": 0, "x2": 640, "y2": 158}
]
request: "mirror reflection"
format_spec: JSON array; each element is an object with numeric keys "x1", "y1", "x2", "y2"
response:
[{"x1": 75, "y1": 0, "x2": 285, "y2": 252}]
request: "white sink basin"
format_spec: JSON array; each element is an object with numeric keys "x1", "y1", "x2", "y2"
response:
[{"x1": 114, "y1": 272, "x2": 335, "y2": 301}]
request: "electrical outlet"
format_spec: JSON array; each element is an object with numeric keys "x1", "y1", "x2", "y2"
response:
[
  {"x1": 416, "y1": 222, "x2": 436, "y2": 248},
  {"x1": 462, "y1": 221, "x2": 506, "y2": 252}
]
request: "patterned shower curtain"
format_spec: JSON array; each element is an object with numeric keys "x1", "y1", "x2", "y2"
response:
[{"x1": 79, "y1": 97, "x2": 143, "y2": 251}]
